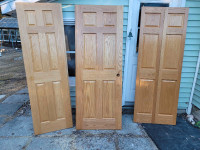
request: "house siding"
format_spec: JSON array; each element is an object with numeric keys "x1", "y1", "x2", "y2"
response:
[
  {"x1": 191, "y1": 0, "x2": 200, "y2": 109},
  {"x1": 55, "y1": 0, "x2": 129, "y2": 107},
  {"x1": 193, "y1": 72, "x2": 200, "y2": 108},
  {"x1": 179, "y1": 0, "x2": 200, "y2": 109}
]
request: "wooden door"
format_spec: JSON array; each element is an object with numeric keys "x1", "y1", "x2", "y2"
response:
[
  {"x1": 155, "y1": 8, "x2": 189, "y2": 125},
  {"x1": 75, "y1": 5, "x2": 123, "y2": 129},
  {"x1": 134, "y1": 7, "x2": 165, "y2": 123},
  {"x1": 134, "y1": 7, "x2": 188, "y2": 125},
  {"x1": 16, "y1": 3, "x2": 73, "y2": 135}
]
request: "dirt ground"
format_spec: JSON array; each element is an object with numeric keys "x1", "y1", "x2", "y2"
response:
[{"x1": 0, "y1": 47, "x2": 26, "y2": 97}]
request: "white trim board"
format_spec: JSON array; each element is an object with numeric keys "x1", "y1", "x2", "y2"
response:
[{"x1": 122, "y1": 0, "x2": 186, "y2": 106}]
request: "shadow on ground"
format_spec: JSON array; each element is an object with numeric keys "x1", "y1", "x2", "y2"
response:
[{"x1": 142, "y1": 115, "x2": 200, "y2": 150}]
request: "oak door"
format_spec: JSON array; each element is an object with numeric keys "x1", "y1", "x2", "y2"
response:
[
  {"x1": 75, "y1": 5, "x2": 123, "y2": 129},
  {"x1": 154, "y1": 8, "x2": 189, "y2": 124},
  {"x1": 16, "y1": 3, "x2": 73, "y2": 135},
  {"x1": 134, "y1": 7, "x2": 188, "y2": 125}
]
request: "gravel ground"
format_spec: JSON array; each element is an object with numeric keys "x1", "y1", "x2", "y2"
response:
[{"x1": 0, "y1": 47, "x2": 26, "y2": 101}]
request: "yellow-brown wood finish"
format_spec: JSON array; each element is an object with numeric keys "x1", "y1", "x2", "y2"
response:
[
  {"x1": 16, "y1": 3, "x2": 73, "y2": 135},
  {"x1": 75, "y1": 5, "x2": 123, "y2": 129},
  {"x1": 134, "y1": 7, "x2": 188, "y2": 125}
]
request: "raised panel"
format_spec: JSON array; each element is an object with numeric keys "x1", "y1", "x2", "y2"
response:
[
  {"x1": 137, "y1": 79, "x2": 155, "y2": 113},
  {"x1": 83, "y1": 81, "x2": 96, "y2": 118},
  {"x1": 158, "y1": 80, "x2": 177, "y2": 115},
  {"x1": 145, "y1": 13, "x2": 161, "y2": 27},
  {"x1": 168, "y1": 14, "x2": 184, "y2": 27},
  {"x1": 26, "y1": 10, "x2": 36, "y2": 26},
  {"x1": 29, "y1": 34, "x2": 42, "y2": 71},
  {"x1": 36, "y1": 83, "x2": 49, "y2": 122},
  {"x1": 38, "y1": 33, "x2": 50, "y2": 72},
  {"x1": 103, "y1": 34, "x2": 116, "y2": 69},
  {"x1": 83, "y1": 13, "x2": 96, "y2": 26},
  {"x1": 46, "y1": 33, "x2": 58, "y2": 70},
  {"x1": 43, "y1": 10, "x2": 54, "y2": 26},
  {"x1": 45, "y1": 82, "x2": 57, "y2": 121},
  {"x1": 103, "y1": 12, "x2": 116, "y2": 26},
  {"x1": 141, "y1": 34, "x2": 158, "y2": 68},
  {"x1": 103, "y1": 81, "x2": 115, "y2": 118},
  {"x1": 163, "y1": 35, "x2": 182, "y2": 69},
  {"x1": 84, "y1": 34, "x2": 97, "y2": 69},
  {"x1": 53, "y1": 81, "x2": 65, "y2": 118}
]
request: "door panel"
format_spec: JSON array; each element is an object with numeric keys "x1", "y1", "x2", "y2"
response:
[
  {"x1": 155, "y1": 8, "x2": 189, "y2": 125},
  {"x1": 136, "y1": 79, "x2": 155, "y2": 123},
  {"x1": 141, "y1": 34, "x2": 159, "y2": 68},
  {"x1": 136, "y1": 80, "x2": 155, "y2": 123},
  {"x1": 83, "y1": 81, "x2": 96, "y2": 118},
  {"x1": 103, "y1": 81, "x2": 115, "y2": 118},
  {"x1": 134, "y1": 7, "x2": 188, "y2": 125},
  {"x1": 145, "y1": 13, "x2": 161, "y2": 27},
  {"x1": 134, "y1": 7, "x2": 164, "y2": 123},
  {"x1": 167, "y1": 14, "x2": 184, "y2": 27},
  {"x1": 83, "y1": 13, "x2": 97, "y2": 26},
  {"x1": 36, "y1": 83, "x2": 49, "y2": 122},
  {"x1": 84, "y1": 34, "x2": 97, "y2": 69},
  {"x1": 76, "y1": 5, "x2": 123, "y2": 129},
  {"x1": 29, "y1": 34, "x2": 42, "y2": 71},
  {"x1": 138, "y1": 79, "x2": 155, "y2": 114},
  {"x1": 158, "y1": 80, "x2": 177, "y2": 115},
  {"x1": 16, "y1": 3, "x2": 73, "y2": 135},
  {"x1": 103, "y1": 12, "x2": 117, "y2": 26},
  {"x1": 103, "y1": 34, "x2": 116, "y2": 69},
  {"x1": 163, "y1": 35, "x2": 182, "y2": 69}
]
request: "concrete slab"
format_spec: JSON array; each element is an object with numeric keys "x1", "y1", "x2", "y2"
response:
[
  {"x1": 116, "y1": 114, "x2": 147, "y2": 136},
  {"x1": 118, "y1": 137, "x2": 158, "y2": 150},
  {"x1": 0, "y1": 103, "x2": 22, "y2": 116},
  {"x1": 80, "y1": 129, "x2": 115, "y2": 135},
  {"x1": 22, "y1": 105, "x2": 32, "y2": 116},
  {"x1": 0, "y1": 116, "x2": 34, "y2": 136},
  {"x1": 3, "y1": 94, "x2": 29, "y2": 104},
  {"x1": 0, "y1": 114, "x2": 158, "y2": 149},
  {"x1": 26, "y1": 137, "x2": 73, "y2": 150},
  {"x1": 0, "y1": 95, "x2": 6, "y2": 100},
  {"x1": 16, "y1": 87, "x2": 28, "y2": 94},
  {"x1": 0, "y1": 117, "x2": 7, "y2": 125},
  {"x1": 73, "y1": 136, "x2": 116, "y2": 150},
  {"x1": 0, "y1": 137, "x2": 30, "y2": 150}
]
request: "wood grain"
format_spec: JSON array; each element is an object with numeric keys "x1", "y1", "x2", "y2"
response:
[
  {"x1": 154, "y1": 7, "x2": 189, "y2": 125},
  {"x1": 134, "y1": 7, "x2": 188, "y2": 125},
  {"x1": 16, "y1": 3, "x2": 73, "y2": 135},
  {"x1": 75, "y1": 5, "x2": 123, "y2": 129}
]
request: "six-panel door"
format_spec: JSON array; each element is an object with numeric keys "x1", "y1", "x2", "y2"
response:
[
  {"x1": 134, "y1": 7, "x2": 188, "y2": 125},
  {"x1": 16, "y1": 3, "x2": 73, "y2": 135},
  {"x1": 155, "y1": 8, "x2": 189, "y2": 124},
  {"x1": 134, "y1": 8, "x2": 165, "y2": 123},
  {"x1": 75, "y1": 5, "x2": 123, "y2": 129}
]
